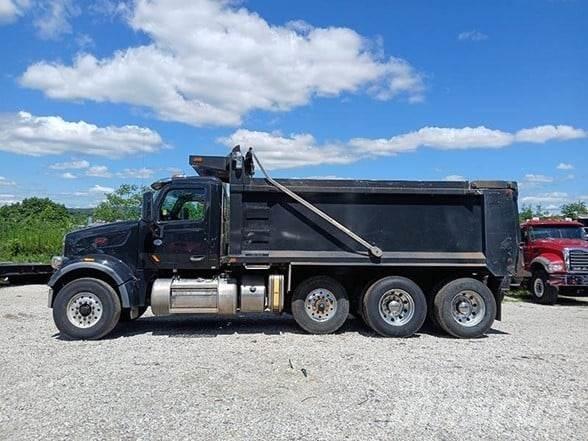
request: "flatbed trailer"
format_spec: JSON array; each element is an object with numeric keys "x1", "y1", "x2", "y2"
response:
[{"x1": 46, "y1": 147, "x2": 520, "y2": 340}]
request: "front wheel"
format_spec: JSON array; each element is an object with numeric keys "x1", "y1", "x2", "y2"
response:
[
  {"x1": 52, "y1": 278, "x2": 121, "y2": 340},
  {"x1": 291, "y1": 276, "x2": 349, "y2": 334},
  {"x1": 530, "y1": 269, "x2": 558, "y2": 305},
  {"x1": 433, "y1": 278, "x2": 496, "y2": 338}
]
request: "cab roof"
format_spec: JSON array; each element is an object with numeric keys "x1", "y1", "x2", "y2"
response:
[{"x1": 521, "y1": 219, "x2": 583, "y2": 228}]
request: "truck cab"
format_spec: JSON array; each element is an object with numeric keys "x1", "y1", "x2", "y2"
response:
[{"x1": 520, "y1": 219, "x2": 588, "y2": 304}]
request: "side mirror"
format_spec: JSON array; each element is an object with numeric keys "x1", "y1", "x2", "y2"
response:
[{"x1": 141, "y1": 191, "x2": 154, "y2": 222}]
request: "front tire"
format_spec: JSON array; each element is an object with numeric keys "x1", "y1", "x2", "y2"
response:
[
  {"x1": 530, "y1": 269, "x2": 558, "y2": 305},
  {"x1": 291, "y1": 276, "x2": 349, "y2": 334},
  {"x1": 362, "y1": 276, "x2": 427, "y2": 337},
  {"x1": 433, "y1": 278, "x2": 496, "y2": 338},
  {"x1": 53, "y1": 278, "x2": 121, "y2": 340}
]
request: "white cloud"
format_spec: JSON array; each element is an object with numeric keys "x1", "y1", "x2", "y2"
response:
[
  {"x1": 444, "y1": 175, "x2": 466, "y2": 181},
  {"x1": 86, "y1": 165, "x2": 112, "y2": 178},
  {"x1": 60, "y1": 172, "x2": 76, "y2": 179},
  {"x1": 303, "y1": 175, "x2": 344, "y2": 180},
  {"x1": 75, "y1": 33, "x2": 94, "y2": 50},
  {"x1": 33, "y1": 0, "x2": 79, "y2": 40},
  {"x1": 350, "y1": 126, "x2": 514, "y2": 155},
  {"x1": 117, "y1": 167, "x2": 155, "y2": 179},
  {"x1": 0, "y1": 0, "x2": 30, "y2": 24},
  {"x1": 0, "y1": 111, "x2": 164, "y2": 157},
  {"x1": 89, "y1": 0, "x2": 131, "y2": 20},
  {"x1": 89, "y1": 184, "x2": 114, "y2": 194},
  {"x1": 458, "y1": 31, "x2": 488, "y2": 41},
  {"x1": 557, "y1": 162, "x2": 574, "y2": 170},
  {"x1": 0, "y1": 197, "x2": 19, "y2": 206},
  {"x1": 219, "y1": 129, "x2": 355, "y2": 170},
  {"x1": 521, "y1": 192, "x2": 569, "y2": 206},
  {"x1": 20, "y1": 0, "x2": 425, "y2": 127},
  {"x1": 0, "y1": 176, "x2": 16, "y2": 186},
  {"x1": 224, "y1": 123, "x2": 585, "y2": 170},
  {"x1": 515, "y1": 125, "x2": 586, "y2": 143},
  {"x1": 524, "y1": 174, "x2": 554, "y2": 183},
  {"x1": 49, "y1": 160, "x2": 90, "y2": 170}
]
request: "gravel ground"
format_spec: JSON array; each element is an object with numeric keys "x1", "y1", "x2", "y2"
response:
[{"x1": 0, "y1": 285, "x2": 587, "y2": 441}]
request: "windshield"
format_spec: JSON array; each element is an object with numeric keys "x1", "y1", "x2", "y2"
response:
[{"x1": 531, "y1": 226, "x2": 584, "y2": 240}]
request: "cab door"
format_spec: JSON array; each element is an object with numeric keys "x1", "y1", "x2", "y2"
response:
[{"x1": 150, "y1": 185, "x2": 212, "y2": 270}]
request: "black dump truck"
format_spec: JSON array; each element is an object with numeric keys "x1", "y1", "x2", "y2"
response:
[{"x1": 48, "y1": 147, "x2": 519, "y2": 340}]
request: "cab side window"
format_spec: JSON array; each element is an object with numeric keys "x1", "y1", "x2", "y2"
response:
[{"x1": 159, "y1": 189, "x2": 206, "y2": 222}]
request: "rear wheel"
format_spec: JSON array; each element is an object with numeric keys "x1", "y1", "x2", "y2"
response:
[
  {"x1": 433, "y1": 278, "x2": 496, "y2": 338},
  {"x1": 291, "y1": 276, "x2": 349, "y2": 334},
  {"x1": 530, "y1": 269, "x2": 558, "y2": 305},
  {"x1": 52, "y1": 278, "x2": 121, "y2": 340},
  {"x1": 362, "y1": 276, "x2": 427, "y2": 337}
]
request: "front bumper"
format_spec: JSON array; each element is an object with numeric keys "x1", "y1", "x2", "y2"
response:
[{"x1": 548, "y1": 273, "x2": 588, "y2": 287}]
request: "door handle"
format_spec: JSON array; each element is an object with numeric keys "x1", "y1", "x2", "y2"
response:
[{"x1": 190, "y1": 255, "x2": 205, "y2": 262}]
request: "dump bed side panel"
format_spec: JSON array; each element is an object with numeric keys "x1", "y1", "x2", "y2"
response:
[
  {"x1": 240, "y1": 192, "x2": 483, "y2": 253},
  {"x1": 229, "y1": 179, "x2": 518, "y2": 277}
]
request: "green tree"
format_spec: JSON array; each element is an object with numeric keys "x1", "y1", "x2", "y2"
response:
[
  {"x1": 93, "y1": 184, "x2": 146, "y2": 222},
  {"x1": 0, "y1": 197, "x2": 71, "y2": 223},
  {"x1": 534, "y1": 204, "x2": 548, "y2": 218},
  {"x1": 0, "y1": 198, "x2": 76, "y2": 263},
  {"x1": 560, "y1": 201, "x2": 588, "y2": 219},
  {"x1": 519, "y1": 205, "x2": 534, "y2": 222}
]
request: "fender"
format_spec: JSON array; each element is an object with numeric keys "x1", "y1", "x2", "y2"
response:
[
  {"x1": 530, "y1": 254, "x2": 564, "y2": 273},
  {"x1": 48, "y1": 255, "x2": 137, "y2": 308}
]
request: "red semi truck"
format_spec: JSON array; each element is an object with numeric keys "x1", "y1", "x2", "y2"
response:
[{"x1": 520, "y1": 219, "x2": 588, "y2": 304}]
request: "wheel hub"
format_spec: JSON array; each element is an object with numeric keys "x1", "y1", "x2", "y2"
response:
[
  {"x1": 79, "y1": 304, "x2": 92, "y2": 317},
  {"x1": 387, "y1": 299, "x2": 402, "y2": 315},
  {"x1": 378, "y1": 289, "x2": 415, "y2": 326},
  {"x1": 304, "y1": 289, "x2": 337, "y2": 322},
  {"x1": 457, "y1": 300, "x2": 472, "y2": 315},
  {"x1": 66, "y1": 292, "x2": 103, "y2": 329},
  {"x1": 534, "y1": 278, "x2": 545, "y2": 298},
  {"x1": 450, "y1": 290, "x2": 485, "y2": 328}
]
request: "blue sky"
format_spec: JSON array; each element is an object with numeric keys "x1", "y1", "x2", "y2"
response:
[{"x1": 0, "y1": 0, "x2": 586, "y2": 212}]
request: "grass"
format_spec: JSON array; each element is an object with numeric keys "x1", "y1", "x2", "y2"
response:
[
  {"x1": 505, "y1": 288, "x2": 530, "y2": 302},
  {"x1": 0, "y1": 221, "x2": 73, "y2": 263}
]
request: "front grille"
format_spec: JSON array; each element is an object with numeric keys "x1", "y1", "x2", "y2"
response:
[{"x1": 569, "y1": 249, "x2": 588, "y2": 272}]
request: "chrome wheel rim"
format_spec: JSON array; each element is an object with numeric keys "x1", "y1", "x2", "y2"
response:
[
  {"x1": 451, "y1": 290, "x2": 485, "y2": 327},
  {"x1": 378, "y1": 289, "x2": 415, "y2": 326},
  {"x1": 304, "y1": 288, "x2": 337, "y2": 322},
  {"x1": 66, "y1": 292, "x2": 103, "y2": 328},
  {"x1": 533, "y1": 278, "x2": 545, "y2": 298}
]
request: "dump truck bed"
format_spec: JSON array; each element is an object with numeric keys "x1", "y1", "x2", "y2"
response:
[{"x1": 227, "y1": 178, "x2": 519, "y2": 277}]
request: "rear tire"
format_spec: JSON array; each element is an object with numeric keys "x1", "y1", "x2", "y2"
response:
[
  {"x1": 433, "y1": 278, "x2": 496, "y2": 338},
  {"x1": 291, "y1": 276, "x2": 349, "y2": 334},
  {"x1": 362, "y1": 276, "x2": 427, "y2": 337},
  {"x1": 52, "y1": 278, "x2": 121, "y2": 340},
  {"x1": 530, "y1": 269, "x2": 558, "y2": 305}
]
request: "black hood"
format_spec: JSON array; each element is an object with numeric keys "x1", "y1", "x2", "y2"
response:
[{"x1": 64, "y1": 220, "x2": 139, "y2": 266}]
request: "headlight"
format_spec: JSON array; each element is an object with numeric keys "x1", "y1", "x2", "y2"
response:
[
  {"x1": 51, "y1": 256, "x2": 64, "y2": 270},
  {"x1": 548, "y1": 262, "x2": 565, "y2": 272}
]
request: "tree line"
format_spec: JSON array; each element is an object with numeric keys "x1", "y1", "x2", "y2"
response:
[{"x1": 519, "y1": 201, "x2": 588, "y2": 222}]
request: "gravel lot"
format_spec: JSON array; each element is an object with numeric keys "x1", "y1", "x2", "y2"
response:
[{"x1": 0, "y1": 284, "x2": 587, "y2": 441}]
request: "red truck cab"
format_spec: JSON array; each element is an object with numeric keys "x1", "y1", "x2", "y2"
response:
[{"x1": 520, "y1": 219, "x2": 588, "y2": 304}]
